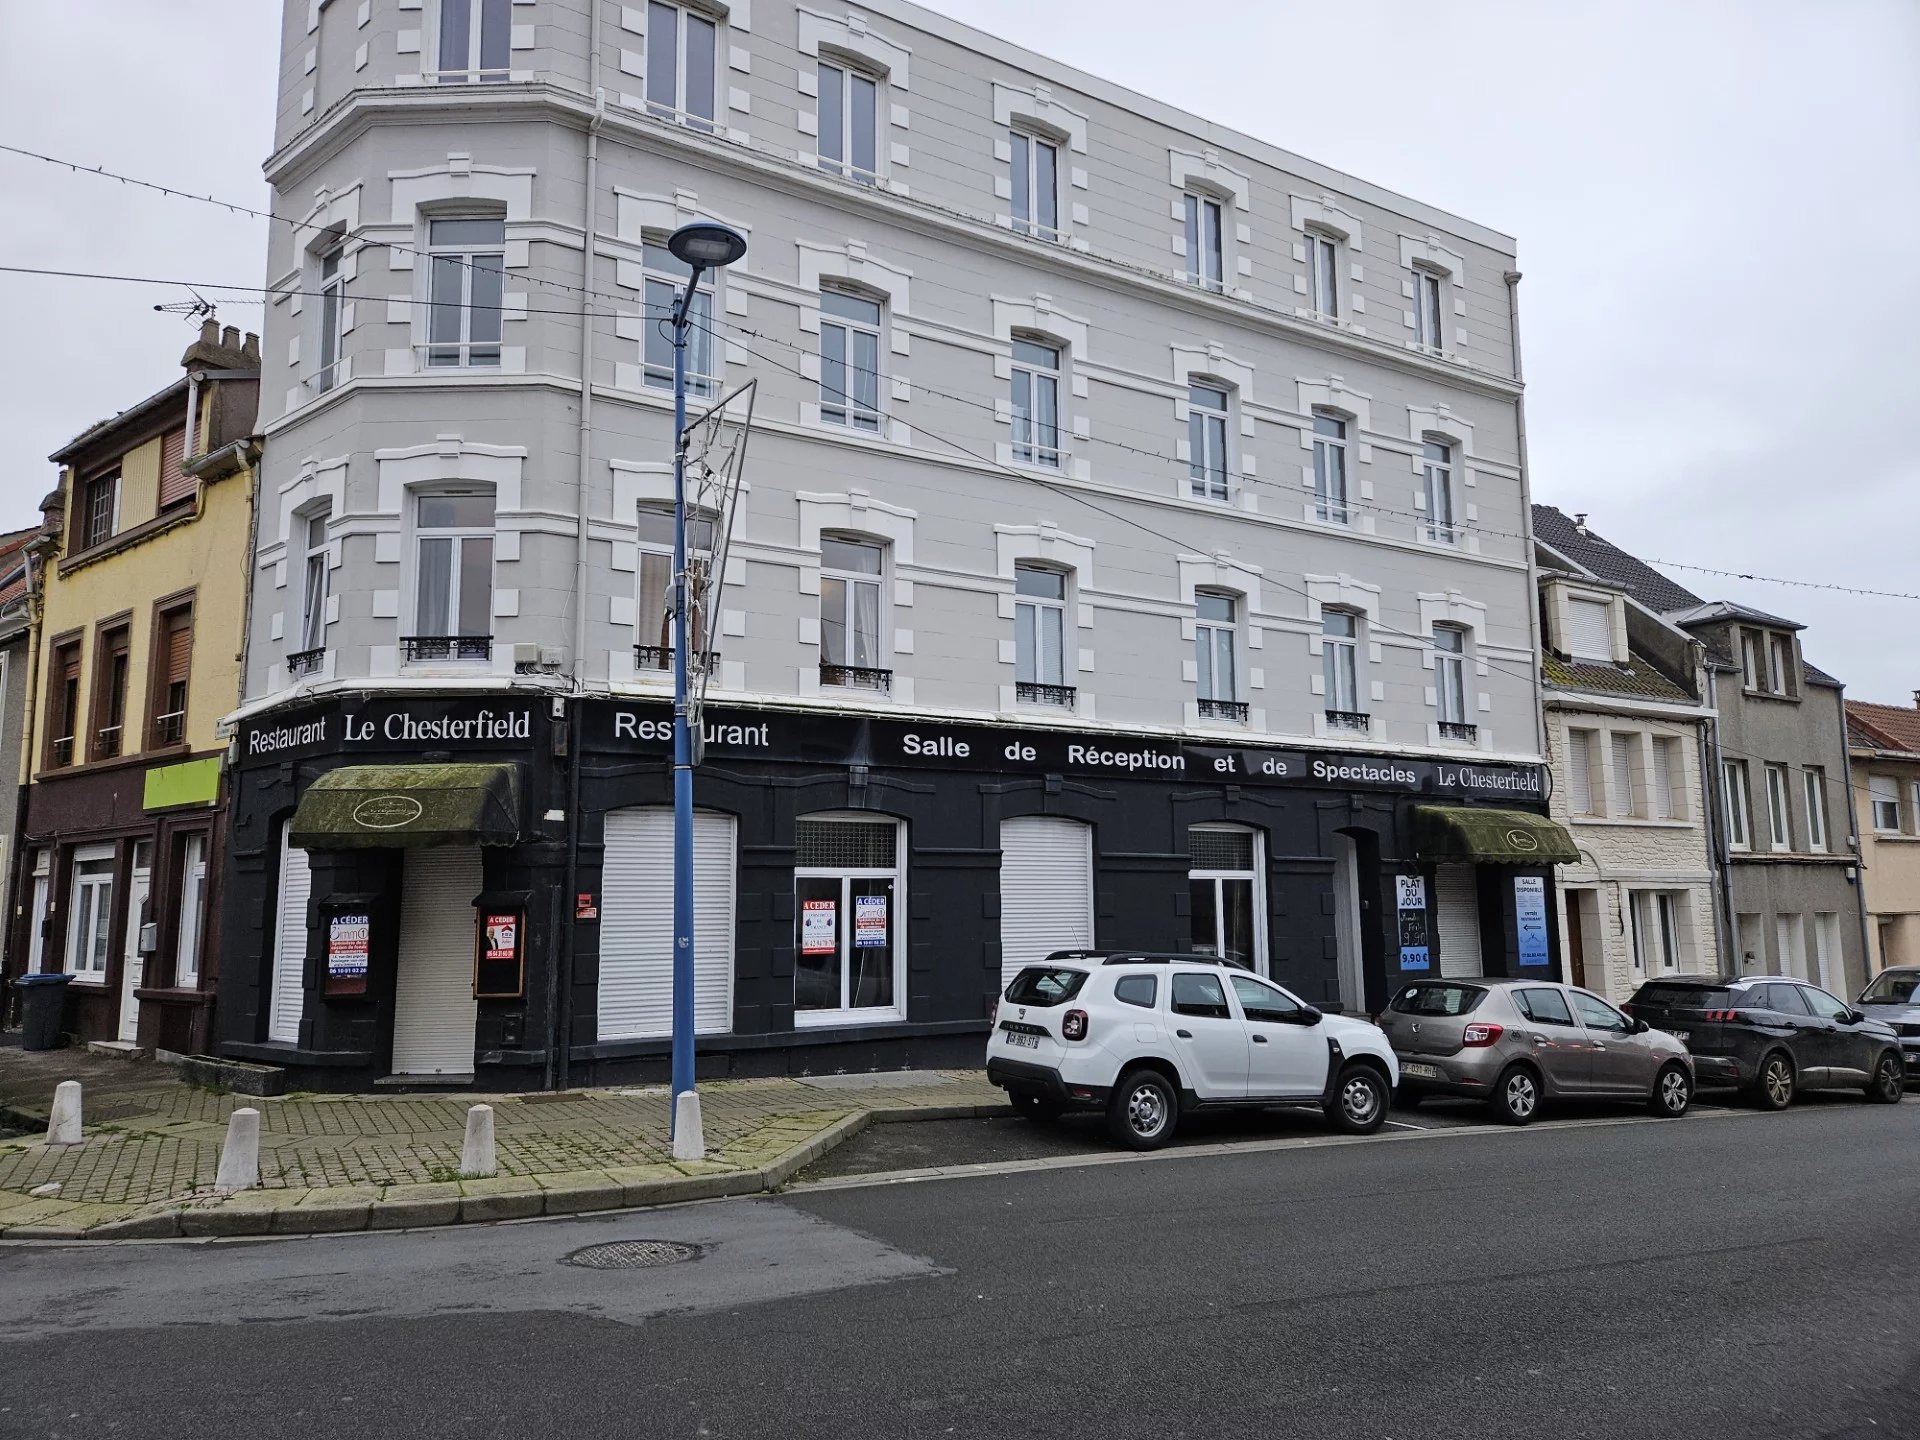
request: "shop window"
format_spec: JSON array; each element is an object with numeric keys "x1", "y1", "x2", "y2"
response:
[
  {"x1": 175, "y1": 832, "x2": 209, "y2": 988},
  {"x1": 819, "y1": 535, "x2": 889, "y2": 692},
  {"x1": 66, "y1": 849, "x2": 116, "y2": 983},
  {"x1": 89, "y1": 623, "x2": 131, "y2": 760},
  {"x1": 635, "y1": 505, "x2": 717, "y2": 671},
  {"x1": 149, "y1": 600, "x2": 194, "y2": 747},
  {"x1": 794, "y1": 814, "x2": 903, "y2": 1023},
  {"x1": 1189, "y1": 824, "x2": 1262, "y2": 971},
  {"x1": 408, "y1": 490, "x2": 494, "y2": 661}
]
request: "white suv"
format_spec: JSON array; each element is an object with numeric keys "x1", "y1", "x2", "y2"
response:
[{"x1": 985, "y1": 951, "x2": 1399, "y2": 1149}]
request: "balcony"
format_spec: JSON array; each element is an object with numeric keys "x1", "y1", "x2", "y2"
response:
[
  {"x1": 51, "y1": 736, "x2": 74, "y2": 768},
  {"x1": 1325, "y1": 709, "x2": 1371, "y2": 734},
  {"x1": 402, "y1": 636, "x2": 492, "y2": 663},
  {"x1": 94, "y1": 725, "x2": 123, "y2": 760},
  {"x1": 1439, "y1": 721, "x2": 1479, "y2": 743},
  {"x1": 1198, "y1": 698, "x2": 1249, "y2": 723},
  {"x1": 1016, "y1": 681, "x2": 1076, "y2": 708},
  {"x1": 286, "y1": 647, "x2": 325, "y2": 678},
  {"x1": 821, "y1": 664, "x2": 892, "y2": 695},
  {"x1": 153, "y1": 711, "x2": 185, "y2": 746},
  {"x1": 635, "y1": 645, "x2": 720, "y2": 674}
]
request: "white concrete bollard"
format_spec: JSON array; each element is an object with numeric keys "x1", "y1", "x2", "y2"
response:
[
  {"x1": 460, "y1": 1104, "x2": 497, "y2": 1178},
  {"x1": 671, "y1": 1091, "x2": 706, "y2": 1163},
  {"x1": 45, "y1": 1081, "x2": 83, "y2": 1146},
  {"x1": 214, "y1": 1107, "x2": 261, "y2": 1193}
]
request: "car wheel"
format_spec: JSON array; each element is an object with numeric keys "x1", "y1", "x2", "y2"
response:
[
  {"x1": 1865, "y1": 1053, "x2": 1905, "y2": 1105},
  {"x1": 1489, "y1": 1064, "x2": 1541, "y2": 1126},
  {"x1": 1751, "y1": 1051, "x2": 1795, "y2": 1111},
  {"x1": 1648, "y1": 1062, "x2": 1692, "y2": 1118},
  {"x1": 1106, "y1": 1069, "x2": 1178, "y2": 1150},
  {"x1": 1326, "y1": 1064, "x2": 1389, "y2": 1135},
  {"x1": 1009, "y1": 1088, "x2": 1064, "y2": 1123}
]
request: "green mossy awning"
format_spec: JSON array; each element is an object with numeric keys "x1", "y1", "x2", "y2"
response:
[
  {"x1": 1412, "y1": 805, "x2": 1580, "y2": 865},
  {"x1": 289, "y1": 764, "x2": 520, "y2": 850}
]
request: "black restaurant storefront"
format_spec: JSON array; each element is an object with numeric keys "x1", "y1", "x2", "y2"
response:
[{"x1": 216, "y1": 692, "x2": 1576, "y2": 1091}]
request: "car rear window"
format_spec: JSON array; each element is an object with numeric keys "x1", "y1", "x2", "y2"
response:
[
  {"x1": 1632, "y1": 983, "x2": 1731, "y2": 1011},
  {"x1": 1390, "y1": 983, "x2": 1486, "y2": 1017},
  {"x1": 1004, "y1": 967, "x2": 1088, "y2": 1007}
]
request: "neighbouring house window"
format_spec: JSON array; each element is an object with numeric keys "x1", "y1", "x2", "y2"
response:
[
  {"x1": 1184, "y1": 193, "x2": 1224, "y2": 290},
  {"x1": 1322, "y1": 610, "x2": 1362, "y2": 720},
  {"x1": 1189, "y1": 825, "x2": 1260, "y2": 970},
  {"x1": 635, "y1": 505, "x2": 716, "y2": 665},
  {"x1": 317, "y1": 244, "x2": 346, "y2": 391},
  {"x1": 66, "y1": 854, "x2": 115, "y2": 982},
  {"x1": 82, "y1": 469, "x2": 120, "y2": 550},
  {"x1": 425, "y1": 217, "x2": 505, "y2": 368},
  {"x1": 1311, "y1": 412, "x2": 1349, "y2": 523},
  {"x1": 1765, "y1": 763, "x2": 1793, "y2": 850},
  {"x1": 412, "y1": 491, "x2": 494, "y2": 654},
  {"x1": 1723, "y1": 759, "x2": 1752, "y2": 850},
  {"x1": 437, "y1": 0, "x2": 510, "y2": 81},
  {"x1": 1432, "y1": 625, "x2": 1467, "y2": 727},
  {"x1": 1567, "y1": 729, "x2": 1600, "y2": 815},
  {"x1": 1306, "y1": 231, "x2": 1340, "y2": 318},
  {"x1": 1871, "y1": 775, "x2": 1902, "y2": 833},
  {"x1": 1564, "y1": 595, "x2": 1613, "y2": 661},
  {"x1": 794, "y1": 815, "x2": 903, "y2": 1019},
  {"x1": 1422, "y1": 439, "x2": 1456, "y2": 542},
  {"x1": 1009, "y1": 129, "x2": 1059, "y2": 238},
  {"x1": 89, "y1": 624, "x2": 130, "y2": 761},
  {"x1": 1768, "y1": 632, "x2": 1796, "y2": 695},
  {"x1": 1610, "y1": 733, "x2": 1640, "y2": 818},
  {"x1": 150, "y1": 603, "x2": 193, "y2": 747},
  {"x1": 1740, "y1": 628, "x2": 1798, "y2": 697},
  {"x1": 819, "y1": 536, "x2": 886, "y2": 687},
  {"x1": 647, "y1": 0, "x2": 718, "y2": 130},
  {"x1": 1413, "y1": 268, "x2": 1444, "y2": 350},
  {"x1": 819, "y1": 289, "x2": 883, "y2": 432},
  {"x1": 1187, "y1": 384, "x2": 1229, "y2": 502},
  {"x1": 175, "y1": 832, "x2": 208, "y2": 988},
  {"x1": 47, "y1": 640, "x2": 81, "y2": 769},
  {"x1": 1010, "y1": 338, "x2": 1062, "y2": 467},
  {"x1": 298, "y1": 509, "x2": 331, "y2": 655},
  {"x1": 641, "y1": 241, "x2": 715, "y2": 394},
  {"x1": 1651, "y1": 735, "x2": 1683, "y2": 820},
  {"x1": 1014, "y1": 564, "x2": 1068, "y2": 699},
  {"x1": 25, "y1": 850, "x2": 49, "y2": 975},
  {"x1": 158, "y1": 425, "x2": 194, "y2": 510},
  {"x1": 1195, "y1": 592, "x2": 1238, "y2": 706},
  {"x1": 1802, "y1": 766, "x2": 1828, "y2": 851},
  {"x1": 817, "y1": 60, "x2": 879, "y2": 182}
]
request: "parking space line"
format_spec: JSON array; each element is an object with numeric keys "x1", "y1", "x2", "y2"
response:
[{"x1": 1382, "y1": 1119, "x2": 1426, "y2": 1131}]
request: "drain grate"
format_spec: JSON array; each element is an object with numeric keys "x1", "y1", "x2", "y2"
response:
[{"x1": 565, "y1": 1240, "x2": 702, "y2": 1270}]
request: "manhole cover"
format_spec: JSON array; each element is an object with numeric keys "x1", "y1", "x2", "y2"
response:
[{"x1": 565, "y1": 1240, "x2": 702, "y2": 1270}]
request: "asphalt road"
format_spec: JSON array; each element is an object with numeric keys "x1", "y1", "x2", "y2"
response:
[{"x1": 2, "y1": 1096, "x2": 1916, "y2": 1439}]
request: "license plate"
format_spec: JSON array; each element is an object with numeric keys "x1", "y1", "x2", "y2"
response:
[
  {"x1": 1401, "y1": 1062, "x2": 1440, "y2": 1080},
  {"x1": 1005, "y1": 1032, "x2": 1040, "y2": 1050}
]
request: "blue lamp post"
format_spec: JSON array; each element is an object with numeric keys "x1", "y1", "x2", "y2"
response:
[{"x1": 663, "y1": 220, "x2": 748, "y2": 1158}]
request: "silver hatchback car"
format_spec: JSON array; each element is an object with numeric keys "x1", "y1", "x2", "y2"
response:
[{"x1": 1375, "y1": 977, "x2": 1694, "y2": 1124}]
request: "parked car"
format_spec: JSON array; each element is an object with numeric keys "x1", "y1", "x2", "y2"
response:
[
  {"x1": 1625, "y1": 975, "x2": 1905, "y2": 1110},
  {"x1": 1374, "y1": 978, "x2": 1693, "y2": 1125},
  {"x1": 986, "y1": 951, "x2": 1399, "y2": 1149},
  {"x1": 1855, "y1": 966, "x2": 1920, "y2": 1078}
]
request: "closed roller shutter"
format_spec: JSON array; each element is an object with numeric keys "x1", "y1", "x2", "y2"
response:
[
  {"x1": 599, "y1": 809, "x2": 735, "y2": 1040},
  {"x1": 999, "y1": 817, "x2": 1094, "y2": 990},
  {"x1": 391, "y1": 847, "x2": 482, "y2": 1075},
  {"x1": 1565, "y1": 598, "x2": 1612, "y2": 660},
  {"x1": 1435, "y1": 863, "x2": 1484, "y2": 979},
  {"x1": 268, "y1": 825, "x2": 310, "y2": 1043},
  {"x1": 158, "y1": 427, "x2": 193, "y2": 509}
]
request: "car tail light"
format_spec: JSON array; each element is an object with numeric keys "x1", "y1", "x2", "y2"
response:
[
  {"x1": 1462, "y1": 1022, "x2": 1504, "y2": 1047},
  {"x1": 1705, "y1": 1009, "x2": 1759, "y2": 1023},
  {"x1": 1062, "y1": 1009, "x2": 1089, "y2": 1042},
  {"x1": 990, "y1": 997, "x2": 999, "y2": 1029}
]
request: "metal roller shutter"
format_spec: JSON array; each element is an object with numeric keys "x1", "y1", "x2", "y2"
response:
[
  {"x1": 1435, "y1": 863, "x2": 1484, "y2": 978},
  {"x1": 267, "y1": 824, "x2": 310, "y2": 1043},
  {"x1": 999, "y1": 817, "x2": 1094, "y2": 990},
  {"x1": 599, "y1": 808, "x2": 735, "y2": 1040},
  {"x1": 1565, "y1": 598, "x2": 1613, "y2": 660},
  {"x1": 391, "y1": 847, "x2": 482, "y2": 1076}
]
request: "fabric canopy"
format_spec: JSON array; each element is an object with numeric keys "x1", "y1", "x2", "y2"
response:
[
  {"x1": 1411, "y1": 805, "x2": 1579, "y2": 865},
  {"x1": 289, "y1": 764, "x2": 520, "y2": 850}
]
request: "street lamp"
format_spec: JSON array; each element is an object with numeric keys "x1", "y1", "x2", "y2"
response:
[{"x1": 664, "y1": 221, "x2": 747, "y2": 1161}]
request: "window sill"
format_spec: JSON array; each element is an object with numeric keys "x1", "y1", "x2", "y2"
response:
[
  {"x1": 1569, "y1": 816, "x2": 1695, "y2": 829},
  {"x1": 793, "y1": 1007, "x2": 906, "y2": 1030},
  {"x1": 62, "y1": 976, "x2": 108, "y2": 988},
  {"x1": 1740, "y1": 687, "x2": 1802, "y2": 704}
]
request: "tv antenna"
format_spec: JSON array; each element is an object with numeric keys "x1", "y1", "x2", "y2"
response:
[{"x1": 154, "y1": 289, "x2": 216, "y2": 325}]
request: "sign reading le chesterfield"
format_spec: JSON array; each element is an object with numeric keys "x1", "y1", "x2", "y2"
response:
[{"x1": 240, "y1": 698, "x2": 539, "y2": 764}]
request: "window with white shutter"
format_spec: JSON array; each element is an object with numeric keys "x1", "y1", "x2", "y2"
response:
[
  {"x1": 1871, "y1": 775, "x2": 1902, "y2": 833},
  {"x1": 1610, "y1": 733, "x2": 1639, "y2": 818},
  {"x1": 598, "y1": 808, "x2": 736, "y2": 1039},
  {"x1": 1650, "y1": 737, "x2": 1678, "y2": 819},
  {"x1": 1564, "y1": 597, "x2": 1613, "y2": 661},
  {"x1": 999, "y1": 818, "x2": 1094, "y2": 989},
  {"x1": 268, "y1": 824, "x2": 310, "y2": 1044},
  {"x1": 1567, "y1": 729, "x2": 1596, "y2": 815}
]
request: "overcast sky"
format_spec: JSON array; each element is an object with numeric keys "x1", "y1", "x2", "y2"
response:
[{"x1": 3, "y1": 1, "x2": 1916, "y2": 700}]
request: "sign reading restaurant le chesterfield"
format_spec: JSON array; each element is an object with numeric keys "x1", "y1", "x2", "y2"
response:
[
  {"x1": 584, "y1": 703, "x2": 1544, "y2": 800},
  {"x1": 238, "y1": 697, "x2": 539, "y2": 765}
]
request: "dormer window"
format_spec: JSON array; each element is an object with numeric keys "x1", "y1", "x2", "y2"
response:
[
  {"x1": 1563, "y1": 593, "x2": 1614, "y2": 662},
  {"x1": 1741, "y1": 627, "x2": 1799, "y2": 697}
]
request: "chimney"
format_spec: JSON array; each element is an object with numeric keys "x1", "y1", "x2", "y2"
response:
[
  {"x1": 220, "y1": 325, "x2": 240, "y2": 351},
  {"x1": 1573, "y1": 512, "x2": 1590, "y2": 536},
  {"x1": 1911, "y1": 689, "x2": 1920, "y2": 710},
  {"x1": 242, "y1": 332, "x2": 260, "y2": 364},
  {"x1": 198, "y1": 317, "x2": 220, "y2": 348}
]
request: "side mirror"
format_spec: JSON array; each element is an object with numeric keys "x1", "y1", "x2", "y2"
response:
[
  {"x1": 1632, "y1": 1017, "x2": 1650, "y2": 1034},
  {"x1": 1296, "y1": 1005, "x2": 1324, "y2": 1026}
]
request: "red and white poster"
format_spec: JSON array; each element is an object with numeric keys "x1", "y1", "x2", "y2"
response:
[
  {"x1": 801, "y1": 899, "x2": 838, "y2": 955},
  {"x1": 483, "y1": 914, "x2": 518, "y2": 962}
]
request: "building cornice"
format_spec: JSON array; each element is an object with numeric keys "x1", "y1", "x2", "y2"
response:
[
  {"x1": 266, "y1": 85, "x2": 1525, "y2": 403},
  {"x1": 1543, "y1": 691, "x2": 1715, "y2": 722}
]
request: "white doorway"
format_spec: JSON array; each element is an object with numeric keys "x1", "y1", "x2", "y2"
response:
[
  {"x1": 1331, "y1": 835, "x2": 1365, "y2": 1012},
  {"x1": 391, "y1": 847, "x2": 482, "y2": 1077},
  {"x1": 117, "y1": 843, "x2": 151, "y2": 1044}
]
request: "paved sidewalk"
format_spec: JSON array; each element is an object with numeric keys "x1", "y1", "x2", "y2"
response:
[{"x1": 0, "y1": 1045, "x2": 1003, "y2": 1240}]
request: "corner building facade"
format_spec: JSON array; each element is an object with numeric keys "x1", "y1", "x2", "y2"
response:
[{"x1": 225, "y1": 0, "x2": 1567, "y2": 1088}]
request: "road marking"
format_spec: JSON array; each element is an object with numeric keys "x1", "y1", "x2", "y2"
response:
[{"x1": 1382, "y1": 1120, "x2": 1425, "y2": 1131}]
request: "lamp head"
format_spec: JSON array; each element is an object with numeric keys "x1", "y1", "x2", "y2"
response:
[{"x1": 668, "y1": 221, "x2": 748, "y2": 271}]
